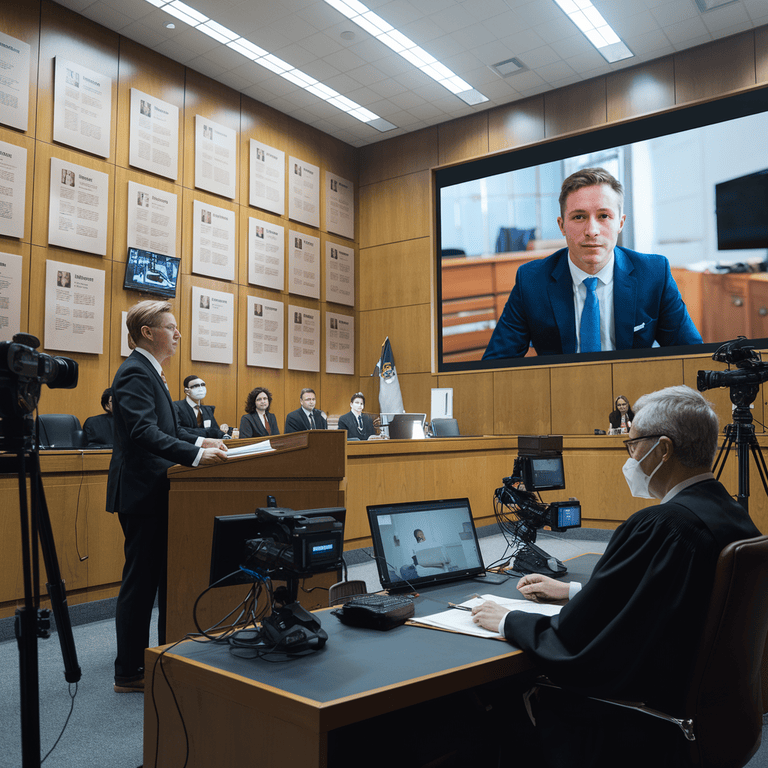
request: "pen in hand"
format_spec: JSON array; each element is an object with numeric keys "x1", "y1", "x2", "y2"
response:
[{"x1": 447, "y1": 602, "x2": 472, "y2": 612}]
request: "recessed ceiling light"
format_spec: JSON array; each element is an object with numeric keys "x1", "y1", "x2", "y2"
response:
[
  {"x1": 165, "y1": 22, "x2": 175, "y2": 29},
  {"x1": 490, "y1": 57, "x2": 528, "y2": 78},
  {"x1": 340, "y1": 30, "x2": 356, "y2": 41},
  {"x1": 553, "y1": 0, "x2": 634, "y2": 64}
]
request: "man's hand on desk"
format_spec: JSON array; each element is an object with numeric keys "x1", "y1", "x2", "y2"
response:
[
  {"x1": 471, "y1": 600, "x2": 508, "y2": 633},
  {"x1": 199, "y1": 438, "x2": 228, "y2": 465},
  {"x1": 517, "y1": 574, "x2": 570, "y2": 603}
]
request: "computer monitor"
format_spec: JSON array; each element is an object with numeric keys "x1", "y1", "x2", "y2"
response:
[
  {"x1": 123, "y1": 247, "x2": 180, "y2": 299},
  {"x1": 367, "y1": 498, "x2": 486, "y2": 592},
  {"x1": 380, "y1": 413, "x2": 427, "y2": 440}
]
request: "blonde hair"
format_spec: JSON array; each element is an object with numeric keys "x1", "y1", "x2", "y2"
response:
[{"x1": 126, "y1": 300, "x2": 172, "y2": 347}]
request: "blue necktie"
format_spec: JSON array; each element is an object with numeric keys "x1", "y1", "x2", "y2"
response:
[{"x1": 580, "y1": 277, "x2": 601, "y2": 353}]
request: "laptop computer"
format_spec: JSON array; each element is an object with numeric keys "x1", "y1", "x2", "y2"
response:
[{"x1": 367, "y1": 498, "x2": 489, "y2": 592}]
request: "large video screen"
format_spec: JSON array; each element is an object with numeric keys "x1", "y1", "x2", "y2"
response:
[{"x1": 436, "y1": 89, "x2": 768, "y2": 372}]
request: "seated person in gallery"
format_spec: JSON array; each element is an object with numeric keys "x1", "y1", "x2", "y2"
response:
[
  {"x1": 482, "y1": 167, "x2": 702, "y2": 359},
  {"x1": 239, "y1": 386, "x2": 279, "y2": 438},
  {"x1": 173, "y1": 375, "x2": 229, "y2": 439},
  {"x1": 608, "y1": 394, "x2": 634, "y2": 433},
  {"x1": 471, "y1": 385, "x2": 759, "y2": 767},
  {"x1": 337, "y1": 392, "x2": 381, "y2": 440},
  {"x1": 83, "y1": 388, "x2": 115, "y2": 446},
  {"x1": 284, "y1": 388, "x2": 327, "y2": 432}
]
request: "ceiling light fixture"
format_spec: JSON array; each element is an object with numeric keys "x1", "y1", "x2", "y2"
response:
[
  {"x1": 552, "y1": 0, "x2": 634, "y2": 64},
  {"x1": 143, "y1": 0, "x2": 395, "y2": 131},
  {"x1": 323, "y1": 0, "x2": 489, "y2": 106}
]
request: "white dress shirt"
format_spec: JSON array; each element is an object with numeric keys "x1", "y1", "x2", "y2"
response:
[{"x1": 567, "y1": 253, "x2": 616, "y2": 353}]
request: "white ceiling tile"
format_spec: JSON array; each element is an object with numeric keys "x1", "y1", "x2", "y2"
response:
[
  {"x1": 322, "y1": 47, "x2": 369, "y2": 72},
  {"x1": 649, "y1": 0, "x2": 700, "y2": 26},
  {"x1": 535, "y1": 60, "x2": 578, "y2": 83},
  {"x1": 432, "y1": 4, "x2": 484, "y2": 33},
  {"x1": 366, "y1": 77, "x2": 410, "y2": 98},
  {"x1": 152, "y1": 39, "x2": 202, "y2": 65},
  {"x1": 79, "y1": 2, "x2": 134, "y2": 30},
  {"x1": 54, "y1": 0, "x2": 98, "y2": 12},
  {"x1": 498, "y1": 27, "x2": 548, "y2": 54},
  {"x1": 521, "y1": 45, "x2": 564, "y2": 69},
  {"x1": 627, "y1": 29, "x2": 677, "y2": 55},
  {"x1": 610, "y1": 11, "x2": 662, "y2": 38},
  {"x1": 300, "y1": 32, "x2": 345, "y2": 58},
  {"x1": 701, "y1": 4, "x2": 751, "y2": 32},
  {"x1": 119, "y1": 20, "x2": 171, "y2": 49},
  {"x1": 663, "y1": 16, "x2": 711, "y2": 43}
]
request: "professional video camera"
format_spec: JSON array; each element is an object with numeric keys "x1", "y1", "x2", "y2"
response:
[
  {"x1": 242, "y1": 506, "x2": 345, "y2": 652},
  {"x1": 494, "y1": 436, "x2": 581, "y2": 576},
  {"x1": 697, "y1": 337, "x2": 768, "y2": 395},
  {"x1": 0, "y1": 333, "x2": 78, "y2": 449}
]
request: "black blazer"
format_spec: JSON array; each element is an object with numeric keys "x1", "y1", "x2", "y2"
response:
[
  {"x1": 239, "y1": 411, "x2": 279, "y2": 438},
  {"x1": 173, "y1": 399, "x2": 226, "y2": 439},
  {"x1": 338, "y1": 411, "x2": 377, "y2": 440},
  {"x1": 107, "y1": 351, "x2": 200, "y2": 517},
  {"x1": 83, "y1": 412, "x2": 114, "y2": 446},
  {"x1": 284, "y1": 407, "x2": 327, "y2": 433}
]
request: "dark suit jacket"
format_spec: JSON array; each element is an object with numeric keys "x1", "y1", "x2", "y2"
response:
[
  {"x1": 173, "y1": 399, "x2": 226, "y2": 439},
  {"x1": 483, "y1": 247, "x2": 702, "y2": 359},
  {"x1": 107, "y1": 351, "x2": 200, "y2": 517},
  {"x1": 284, "y1": 407, "x2": 327, "y2": 433},
  {"x1": 83, "y1": 412, "x2": 114, "y2": 446},
  {"x1": 239, "y1": 411, "x2": 279, "y2": 438},
  {"x1": 338, "y1": 411, "x2": 377, "y2": 440}
]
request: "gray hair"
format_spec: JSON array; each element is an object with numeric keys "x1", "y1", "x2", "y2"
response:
[{"x1": 632, "y1": 385, "x2": 719, "y2": 469}]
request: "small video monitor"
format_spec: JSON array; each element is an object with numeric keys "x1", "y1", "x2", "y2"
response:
[
  {"x1": 521, "y1": 455, "x2": 566, "y2": 491},
  {"x1": 123, "y1": 247, "x2": 180, "y2": 299}
]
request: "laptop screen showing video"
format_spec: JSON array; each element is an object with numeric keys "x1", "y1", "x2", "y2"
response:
[{"x1": 367, "y1": 498, "x2": 485, "y2": 592}]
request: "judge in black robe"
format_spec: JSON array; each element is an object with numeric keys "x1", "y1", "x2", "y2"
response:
[
  {"x1": 83, "y1": 388, "x2": 114, "y2": 446},
  {"x1": 472, "y1": 385, "x2": 761, "y2": 768}
]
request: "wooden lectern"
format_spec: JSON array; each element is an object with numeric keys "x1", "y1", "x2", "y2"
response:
[{"x1": 165, "y1": 430, "x2": 346, "y2": 642}]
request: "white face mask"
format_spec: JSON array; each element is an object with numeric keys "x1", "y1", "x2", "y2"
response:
[
  {"x1": 189, "y1": 385, "x2": 206, "y2": 401},
  {"x1": 622, "y1": 439, "x2": 662, "y2": 499}
]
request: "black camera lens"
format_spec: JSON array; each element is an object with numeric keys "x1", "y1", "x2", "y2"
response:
[{"x1": 40, "y1": 355, "x2": 79, "y2": 389}]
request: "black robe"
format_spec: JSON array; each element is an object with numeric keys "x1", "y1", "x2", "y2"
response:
[{"x1": 503, "y1": 479, "x2": 760, "y2": 766}]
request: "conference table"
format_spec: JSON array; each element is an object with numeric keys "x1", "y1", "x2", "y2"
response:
[{"x1": 143, "y1": 554, "x2": 599, "y2": 767}]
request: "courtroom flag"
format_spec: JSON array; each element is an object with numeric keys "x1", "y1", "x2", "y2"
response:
[{"x1": 372, "y1": 336, "x2": 404, "y2": 414}]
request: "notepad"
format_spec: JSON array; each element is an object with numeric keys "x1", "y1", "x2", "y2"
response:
[
  {"x1": 226, "y1": 440, "x2": 274, "y2": 458},
  {"x1": 411, "y1": 594, "x2": 562, "y2": 639}
]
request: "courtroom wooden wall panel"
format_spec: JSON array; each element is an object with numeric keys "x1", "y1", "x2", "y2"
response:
[
  {"x1": 436, "y1": 370, "x2": 495, "y2": 437},
  {"x1": 359, "y1": 238, "x2": 432, "y2": 311},
  {"x1": 0, "y1": 129, "x2": 35, "y2": 244},
  {"x1": 27, "y1": 243, "x2": 114, "y2": 417},
  {"x1": 493, "y1": 366, "x2": 551, "y2": 435},
  {"x1": 112, "y1": 166, "x2": 181, "y2": 265},
  {"x1": 359, "y1": 171, "x2": 432, "y2": 249},
  {"x1": 610, "y1": 358, "x2": 686, "y2": 415},
  {"x1": 181, "y1": 70, "x2": 242, "y2": 200},
  {"x1": 2, "y1": 3, "x2": 41, "y2": 139},
  {"x1": 358, "y1": 127, "x2": 439, "y2": 188},
  {"x1": 487, "y1": 96, "x2": 546, "y2": 154},
  {"x1": 674, "y1": 33, "x2": 758, "y2": 105},
  {"x1": 360, "y1": 305, "x2": 432, "y2": 375},
  {"x1": 550, "y1": 363, "x2": 613, "y2": 435},
  {"x1": 758, "y1": 27, "x2": 768, "y2": 84},
  {"x1": 177, "y1": 272, "x2": 240, "y2": 428},
  {"x1": 606, "y1": 57, "x2": 676, "y2": 124},
  {"x1": 37, "y1": 1, "x2": 119, "y2": 157},
  {"x1": 438, "y1": 112, "x2": 490, "y2": 165},
  {"x1": 114, "y1": 37, "x2": 186, "y2": 175},
  {"x1": 544, "y1": 78, "x2": 607, "y2": 138}
]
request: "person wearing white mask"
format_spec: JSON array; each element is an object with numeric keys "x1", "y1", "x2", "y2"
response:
[
  {"x1": 173, "y1": 374, "x2": 230, "y2": 439},
  {"x1": 471, "y1": 385, "x2": 759, "y2": 768}
]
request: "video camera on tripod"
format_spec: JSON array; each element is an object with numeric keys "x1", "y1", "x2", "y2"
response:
[
  {"x1": 494, "y1": 436, "x2": 581, "y2": 576},
  {"x1": 697, "y1": 336, "x2": 768, "y2": 513}
]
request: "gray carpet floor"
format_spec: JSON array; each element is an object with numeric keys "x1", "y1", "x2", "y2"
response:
[{"x1": 1, "y1": 528, "x2": 766, "y2": 767}]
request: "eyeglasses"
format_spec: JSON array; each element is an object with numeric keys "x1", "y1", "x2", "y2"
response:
[{"x1": 623, "y1": 434, "x2": 666, "y2": 457}]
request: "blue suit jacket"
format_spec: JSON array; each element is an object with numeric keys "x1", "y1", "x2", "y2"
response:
[{"x1": 482, "y1": 247, "x2": 702, "y2": 359}]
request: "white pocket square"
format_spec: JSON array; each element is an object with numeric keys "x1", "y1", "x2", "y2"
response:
[{"x1": 634, "y1": 323, "x2": 645, "y2": 332}]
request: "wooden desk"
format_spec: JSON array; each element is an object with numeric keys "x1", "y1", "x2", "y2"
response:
[{"x1": 144, "y1": 555, "x2": 599, "y2": 768}]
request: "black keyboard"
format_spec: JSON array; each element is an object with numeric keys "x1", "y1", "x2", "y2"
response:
[
  {"x1": 333, "y1": 593, "x2": 415, "y2": 630},
  {"x1": 347, "y1": 594, "x2": 413, "y2": 612}
]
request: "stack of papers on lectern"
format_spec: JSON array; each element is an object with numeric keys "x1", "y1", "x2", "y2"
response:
[
  {"x1": 412, "y1": 594, "x2": 562, "y2": 639},
  {"x1": 226, "y1": 440, "x2": 274, "y2": 458}
]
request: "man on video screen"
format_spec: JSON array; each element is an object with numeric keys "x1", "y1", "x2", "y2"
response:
[{"x1": 482, "y1": 168, "x2": 702, "y2": 359}]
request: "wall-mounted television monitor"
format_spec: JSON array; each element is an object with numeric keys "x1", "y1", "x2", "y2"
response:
[
  {"x1": 123, "y1": 248, "x2": 180, "y2": 299},
  {"x1": 716, "y1": 170, "x2": 768, "y2": 251},
  {"x1": 435, "y1": 88, "x2": 768, "y2": 372}
]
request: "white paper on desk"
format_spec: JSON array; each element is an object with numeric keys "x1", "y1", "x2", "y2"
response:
[
  {"x1": 414, "y1": 594, "x2": 562, "y2": 639},
  {"x1": 226, "y1": 440, "x2": 274, "y2": 458}
]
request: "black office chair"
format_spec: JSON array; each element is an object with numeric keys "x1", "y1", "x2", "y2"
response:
[
  {"x1": 535, "y1": 534, "x2": 768, "y2": 768},
  {"x1": 432, "y1": 418, "x2": 460, "y2": 437},
  {"x1": 36, "y1": 414, "x2": 87, "y2": 449}
]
